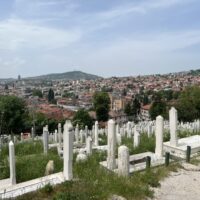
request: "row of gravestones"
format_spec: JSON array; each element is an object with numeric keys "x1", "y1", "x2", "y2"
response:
[
  {"x1": 3, "y1": 106, "x2": 199, "y2": 188},
  {"x1": 2, "y1": 105, "x2": 199, "y2": 150},
  {"x1": 40, "y1": 107, "x2": 200, "y2": 166}
]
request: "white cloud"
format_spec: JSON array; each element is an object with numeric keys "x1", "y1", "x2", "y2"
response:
[
  {"x1": 96, "y1": 0, "x2": 195, "y2": 20},
  {"x1": 74, "y1": 29, "x2": 200, "y2": 76},
  {"x1": 0, "y1": 56, "x2": 26, "y2": 77},
  {"x1": 0, "y1": 18, "x2": 82, "y2": 51},
  {"x1": 14, "y1": 0, "x2": 79, "y2": 20}
]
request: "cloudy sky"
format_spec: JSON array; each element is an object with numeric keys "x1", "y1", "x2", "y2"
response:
[{"x1": 0, "y1": 0, "x2": 200, "y2": 78}]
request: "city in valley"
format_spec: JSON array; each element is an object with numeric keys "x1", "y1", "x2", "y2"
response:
[{"x1": 0, "y1": 69, "x2": 200, "y2": 124}]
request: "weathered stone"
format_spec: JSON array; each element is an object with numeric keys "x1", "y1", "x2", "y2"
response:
[
  {"x1": 76, "y1": 153, "x2": 87, "y2": 162},
  {"x1": 9, "y1": 141, "x2": 16, "y2": 185},
  {"x1": 63, "y1": 120, "x2": 74, "y2": 181},
  {"x1": 107, "y1": 119, "x2": 117, "y2": 170},
  {"x1": 118, "y1": 145, "x2": 129, "y2": 177},
  {"x1": 94, "y1": 121, "x2": 99, "y2": 146},
  {"x1": 58, "y1": 123, "x2": 62, "y2": 147},
  {"x1": 86, "y1": 136, "x2": 92, "y2": 155},
  {"x1": 155, "y1": 116, "x2": 164, "y2": 158},
  {"x1": 43, "y1": 127, "x2": 48, "y2": 154},
  {"x1": 169, "y1": 107, "x2": 178, "y2": 147},
  {"x1": 45, "y1": 160, "x2": 54, "y2": 175},
  {"x1": 133, "y1": 126, "x2": 140, "y2": 148}
]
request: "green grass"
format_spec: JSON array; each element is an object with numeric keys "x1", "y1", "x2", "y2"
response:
[
  {"x1": 177, "y1": 130, "x2": 200, "y2": 139},
  {"x1": 0, "y1": 140, "x2": 43, "y2": 158},
  {"x1": 122, "y1": 133, "x2": 155, "y2": 155},
  {"x1": 99, "y1": 133, "x2": 107, "y2": 145},
  {"x1": 15, "y1": 152, "x2": 181, "y2": 200},
  {"x1": 0, "y1": 142, "x2": 63, "y2": 182}
]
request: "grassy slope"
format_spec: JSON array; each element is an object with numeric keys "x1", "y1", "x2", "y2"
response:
[
  {"x1": 15, "y1": 151, "x2": 180, "y2": 200},
  {"x1": 0, "y1": 135, "x2": 181, "y2": 200}
]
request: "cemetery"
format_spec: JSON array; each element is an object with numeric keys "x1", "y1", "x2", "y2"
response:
[{"x1": 0, "y1": 107, "x2": 200, "y2": 199}]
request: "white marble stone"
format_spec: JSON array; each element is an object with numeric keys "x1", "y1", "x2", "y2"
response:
[
  {"x1": 100, "y1": 152, "x2": 165, "y2": 173},
  {"x1": 63, "y1": 120, "x2": 74, "y2": 181},
  {"x1": 94, "y1": 121, "x2": 99, "y2": 146},
  {"x1": 0, "y1": 172, "x2": 65, "y2": 199},
  {"x1": 107, "y1": 119, "x2": 116, "y2": 170},
  {"x1": 118, "y1": 145, "x2": 129, "y2": 177},
  {"x1": 43, "y1": 127, "x2": 48, "y2": 154},
  {"x1": 133, "y1": 126, "x2": 140, "y2": 148},
  {"x1": 169, "y1": 107, "x2": 178, "y2": 147},
  {"x1": 54, "y1": 130, "x2": 58, "y2": 143},
  {"x1": 164, "y1": 135, "x2": 200, "y2": 158},
  {"x1": 9, "y1": 141, "x2": 16, "y2": 185},
  {"x1": 58, "y1": 123, "x2": 62, "y2": 147},
  {"x1": 127, "y1": 121, "x2": 132, "y2": 138},
  {"x1": 86, "y1": 136, "x2": 92, "y2": 155},
  {"x1": 76, "y1": 153, "x2": 87, "y2": 162},
  {"x1": 155, "y1": 116, "x2": 164, "y2": 158}
]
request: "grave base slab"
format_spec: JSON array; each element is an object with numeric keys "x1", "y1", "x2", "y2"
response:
[
  {"x1": 163, "y1": 135, "x2": 200, "y2": 159},
  {"x1": 100, "y1": 152, "x2": 165, "y2": 173}
]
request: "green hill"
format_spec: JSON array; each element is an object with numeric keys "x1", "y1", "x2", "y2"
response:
[{"x1": 27, "y1": 71, "x2": 101, "y2": 80}]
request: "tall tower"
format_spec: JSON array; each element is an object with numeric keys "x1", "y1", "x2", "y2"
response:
[{"x1": 18, "y1": 75, "x2": 21, "y2": 81}]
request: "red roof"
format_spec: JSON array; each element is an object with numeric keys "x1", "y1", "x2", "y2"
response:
[{"x1": 141, "y1": 104, "x2": 151, "y2": 110}]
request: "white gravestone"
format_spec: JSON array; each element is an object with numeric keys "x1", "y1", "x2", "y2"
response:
[
  {"x1": 107, "y1": 119, "x2": 117, "y2": 170},
  {"x1": 155, "y1": 115, "x2": 164, "y2": 158},
  {"x1": 9, "y1": 141, "x2": 16, "y2": 185},
  {"x1": 63, "y1": 120, "x2": 74, "y2": 181},
  {"x1": 118, "y1": 145, "x2": 129, "y2": 177},
  {"x1": 169, "y1": 107, "x2": 178, "y2": 147}
]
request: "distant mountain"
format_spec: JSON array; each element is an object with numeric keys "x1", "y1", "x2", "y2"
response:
[
  {"x1": 26, "y1": 71, "x2": 101, "y2": 81},
  {"x1": 0, "y1": 78, "x2": 15, "y2": 82}
]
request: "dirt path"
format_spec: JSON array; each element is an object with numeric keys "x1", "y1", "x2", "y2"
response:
[{"x1": 153, "y1": 166, "x2": 200, "y2": 200}]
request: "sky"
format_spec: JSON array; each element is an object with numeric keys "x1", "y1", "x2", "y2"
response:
[{"x1": 0, "y1": 0, "x2": 200, "y2": 78}]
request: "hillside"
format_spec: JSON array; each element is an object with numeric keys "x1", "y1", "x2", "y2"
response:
[{"x1": 26, "y1": 71, "x2": 101, "y2": 81}]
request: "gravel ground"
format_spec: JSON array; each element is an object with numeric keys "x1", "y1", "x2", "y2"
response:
[{"x1": 153, "y1": 166, "x2": 200, "y2": 200}]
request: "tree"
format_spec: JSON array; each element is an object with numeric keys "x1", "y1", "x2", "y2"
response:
[
  {"x1": 93, "y1": 92, "x2": 110, "y2": 122},
  {"x1": 0, "y1": 95, "x2": 28, "y2": 134},
  {"x1": 149, "y1": 94, "x2": 167, "y2": 120},
  {"x1": 124, "y1": 102, "x2": 132, "y2": 116},
  {"x1": 48, "y1": 88, "x2": 55, "y2": 103},
  {"x1": 32, "y1": 89, "x2": 43, "y2": 98},
  {"x1": 142, "y1": 94, "x2": 149, "y2": 105},
  {"x1": 132, "y1": 97, "x2": 141, "y2": 118},
  {"x1": 176, "y1": 86, "x2": 200, "y2": 122},
  {"x1": 72, "y1": 109, "x2": 93, "y2": 129}
]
